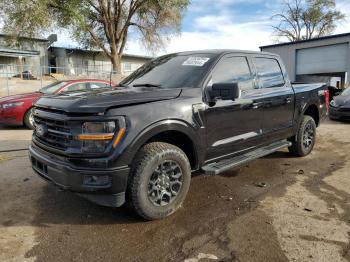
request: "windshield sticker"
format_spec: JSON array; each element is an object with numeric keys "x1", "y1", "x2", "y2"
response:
[{"x1": 182, "y1": 57, "x2": 210, "y2": 67}]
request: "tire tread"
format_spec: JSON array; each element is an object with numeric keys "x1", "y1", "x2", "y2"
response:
[
  {"x1": 289, "y1": 115, "x2": 316, "y2": 157},
  {"x1": 127, "y1": 142, "x2": 191, "y2": 220}
]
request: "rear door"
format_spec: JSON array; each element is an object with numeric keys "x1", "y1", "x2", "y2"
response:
[
  {"x1": 252, "y1": 56, "x2": 295, "y2": 142},
  {"x1": 204, "y1": 55, "x2": 265, "y2": 161}
]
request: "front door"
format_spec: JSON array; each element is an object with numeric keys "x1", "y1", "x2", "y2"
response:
[{"x1": 204, "y1": 55, "x2": 264, "y2": 162}]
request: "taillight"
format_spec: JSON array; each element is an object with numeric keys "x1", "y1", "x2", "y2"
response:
[{"x1": 324, "y1": 90, "x2": 330, "y2": 108}]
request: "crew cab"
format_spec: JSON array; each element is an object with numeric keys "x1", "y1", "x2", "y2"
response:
[{"x1": 29, "y1": 50, "x2": 328, "y2": 220}]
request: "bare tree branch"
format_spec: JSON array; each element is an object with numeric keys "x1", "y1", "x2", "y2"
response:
[{"x1": 272, "y1": 0, "x2": 345, "y2": 42}]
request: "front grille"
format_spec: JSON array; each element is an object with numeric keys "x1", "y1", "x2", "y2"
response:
[
  {"x1": 32, "y1": 107, "x2": 117, "y2": 155},
  {"x1": 33, "y1": 109, "x2": 74, "y2": 151},
  {"x1": 339, "y1": 107, "x2": 350, "y2": 112}
]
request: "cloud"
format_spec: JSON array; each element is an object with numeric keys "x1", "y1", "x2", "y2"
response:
[
  {"x1": 50, "y1": 0, "x2": 350, "y2": 57},
  {"x1": 51, "y1": 29, "x2": 79, "y2": 48},
  {"x1": 335, "y1": 0, "x2": 350, "y2": 34},
  {"x1": 125, "y1": 7, "x2": 275, "y2": 56}
]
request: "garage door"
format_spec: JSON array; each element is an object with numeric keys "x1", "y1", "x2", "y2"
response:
[{"x1": 296, "y1": 43, "x2": 348, "y2": 75}]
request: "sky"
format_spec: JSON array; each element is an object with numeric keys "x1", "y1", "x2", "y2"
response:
[{"x1": 52, "y1": 0, "x2": 350, "y2": 56}]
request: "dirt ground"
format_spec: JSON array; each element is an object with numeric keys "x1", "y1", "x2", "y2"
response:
[{"x1": 0, "y1": 120, "x2": 349, "y2": 262}]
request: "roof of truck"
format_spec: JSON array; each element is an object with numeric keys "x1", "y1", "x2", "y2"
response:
[{"x1": 171, "y1": 49, "x2": 276, "y2": 56}]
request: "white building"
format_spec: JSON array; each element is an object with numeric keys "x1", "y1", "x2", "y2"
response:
[
  {"x1": 49, "y1": 46, "x2": 152, "y2": 77},
  {"x1": 0, "y1": 34, "x2": 152, "y2": 78}
]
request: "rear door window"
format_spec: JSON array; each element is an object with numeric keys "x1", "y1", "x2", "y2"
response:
[{"x1": 253, "y1": 58, "x2": 285, "y2": 88}]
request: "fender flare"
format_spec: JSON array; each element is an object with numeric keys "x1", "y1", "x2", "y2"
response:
[
  {"x1": 122, "y1": 119, "x2": 202, "y2": 168},
  {"x1": 294, "y1": 102, "x2": 320, "y2": 132}
]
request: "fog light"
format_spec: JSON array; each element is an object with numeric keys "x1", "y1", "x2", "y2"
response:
[{"x1": 83, "y1": 175, "x2": 111, "y2": 186}]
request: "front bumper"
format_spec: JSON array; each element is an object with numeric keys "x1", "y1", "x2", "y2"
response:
[
  {"x1": 0, "y1": 105, "x2": 26, "y2": 126},
  {"x1": 329, "y1": 107, "x2": 350, "y2": 120},
  {"x1": 0, "y1": 110, "x2": 22, "y2": 125},
  {"x1": 29, "y1": 144, "x2": 130, "y2": 207}
]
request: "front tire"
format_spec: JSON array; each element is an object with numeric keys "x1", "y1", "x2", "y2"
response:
[
  {"x1": 288, "y1": 115, "x2": 316, "y2": 157},
  {"x1": 127, "y1": 142, "x2": 191, "y2": 220},
  {"x1": 24, "y1": 108, "x2": 35, "y2": 129}
]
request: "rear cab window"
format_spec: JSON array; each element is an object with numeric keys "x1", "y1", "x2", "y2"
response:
[{"x1": 253, "y1": 57, "x2": 285, "y2": 88}]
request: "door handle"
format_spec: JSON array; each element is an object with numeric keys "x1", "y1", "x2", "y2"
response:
[{"x1": 285, "y1": 97, "x2": 292, "y2": 104}]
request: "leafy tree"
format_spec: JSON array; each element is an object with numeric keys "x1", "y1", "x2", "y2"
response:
[
  {"x1": 272, "y1": 0, "x2": 346, "y2": 42},
  {"x1": 0, "y1": 0, "x2": 190, "y2": 73}
]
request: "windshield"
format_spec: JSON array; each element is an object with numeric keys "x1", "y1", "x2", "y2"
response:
[
  {"x1": 341, "y1": 88, "x2": 350, "y2": 96},
  {"x1": 40, "y1": 82, "x2": 67, "y2": 94},
  {"x1": 120, "y1": 53, "x2": 217, "y2": 89}
]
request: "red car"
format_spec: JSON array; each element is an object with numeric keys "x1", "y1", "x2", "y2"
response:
[{"x1": 0, "y1": 79, "x2": 114, "y2": 129}]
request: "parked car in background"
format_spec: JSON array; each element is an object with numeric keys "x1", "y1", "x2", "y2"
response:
[
  {"x1": 0, "y1": 79, "x2": 114, "y2": 129},
  {"x1": 328, "y1": 85, "x2": 342, "y2": 101},
  {"x1": 13, "y1": 71, "x2": 37, "y2": 80},
  {"x1": 329, "y1": 87, "x2": 350, "y2": 121}
]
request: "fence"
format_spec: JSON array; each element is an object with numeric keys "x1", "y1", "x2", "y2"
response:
[{"x1": 0, "y1": 64, "x2": 119, "y2": 97}]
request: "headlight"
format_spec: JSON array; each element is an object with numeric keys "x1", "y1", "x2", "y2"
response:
[
  {"x1": 330, "y1": 100, "x2": 338, "y2": 108},
  {"x1": 77, "y1": 120, "x2": 126, "y2": 153},
  {"x1": 83, "y1": 121, "x2": 116, "y2": 134},
  {"x1": 1, "y1": 102, "x2": 24, "y2": 109}
]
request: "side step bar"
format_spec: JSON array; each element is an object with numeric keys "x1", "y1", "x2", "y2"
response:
[{"x1": 201, "y1": 140, "x2": 292, "y2": 176}]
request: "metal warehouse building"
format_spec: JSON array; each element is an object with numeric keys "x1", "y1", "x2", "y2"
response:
[{"x1": 260, "y1": 33, "x2": 350, "y2": 88}]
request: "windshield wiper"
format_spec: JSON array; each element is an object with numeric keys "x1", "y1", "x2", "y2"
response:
[{"x1": 133, "y1": 83, "x2": 162, "y2": 88}]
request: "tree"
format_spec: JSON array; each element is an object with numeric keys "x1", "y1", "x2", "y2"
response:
[
  {"x1": 272, "y1": 0, "x2": 346, "y2": 42},
  {"x1": 0, "y1": 0, "x2": 190, "y2": 73}
]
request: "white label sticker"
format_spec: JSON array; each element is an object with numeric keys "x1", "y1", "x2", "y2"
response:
[{"x1": 182, "y1": 57, "x2": 210, "y2": 67}]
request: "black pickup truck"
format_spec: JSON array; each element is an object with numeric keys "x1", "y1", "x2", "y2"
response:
[{"x1": 29, "y1": 50, "x2": 329, "y2": 220}]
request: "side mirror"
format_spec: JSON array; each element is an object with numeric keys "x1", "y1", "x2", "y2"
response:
[{"x1": 209, "y1": 82, "x2": 240, "y2": 102}]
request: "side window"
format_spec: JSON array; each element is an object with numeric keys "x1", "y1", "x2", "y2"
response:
[
  {"x1": 253, "y1": 58, "x2": 285, "y2": 88},
  {"x1": 123, "y1": 62, "x2": 132, "y2": 72},
  {"x1": 90, "y1": 82, "x2": 109, "y2": 89},
  {"x1": 63, "y1": 83, "x2": 88, "y2": 92},
  {"x1": 210, "y1": 56, "x2": 255, "y2": 91}
]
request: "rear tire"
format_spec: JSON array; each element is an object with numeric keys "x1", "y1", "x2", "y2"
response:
[
  {"x1": 24, "y1": 108, "x2": 34, "y2": 130},
  {"x1": 127, "y1": 142, "x2": 191, "y2": 220},
  {"x1": 288, "y1": 115, "x2": 316, "y2": 157}
]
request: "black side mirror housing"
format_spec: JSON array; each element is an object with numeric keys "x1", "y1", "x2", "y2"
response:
[{"x1": 209, "y1": 82, "x2": 240, "y2": 102}]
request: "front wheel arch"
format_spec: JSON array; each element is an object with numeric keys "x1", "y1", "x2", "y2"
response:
[{"x1": 124, "y1": 120, "x2": 202, "y2": 170}]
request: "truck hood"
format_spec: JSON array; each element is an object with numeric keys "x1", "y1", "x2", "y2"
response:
[{"x1": 34, "y1": 87, "x2": 182, "y2": 113}]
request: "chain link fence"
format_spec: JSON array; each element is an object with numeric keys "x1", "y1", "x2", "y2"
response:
[{"x1": 0, "y1": 64, "x2": 119, "y2": 97}]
